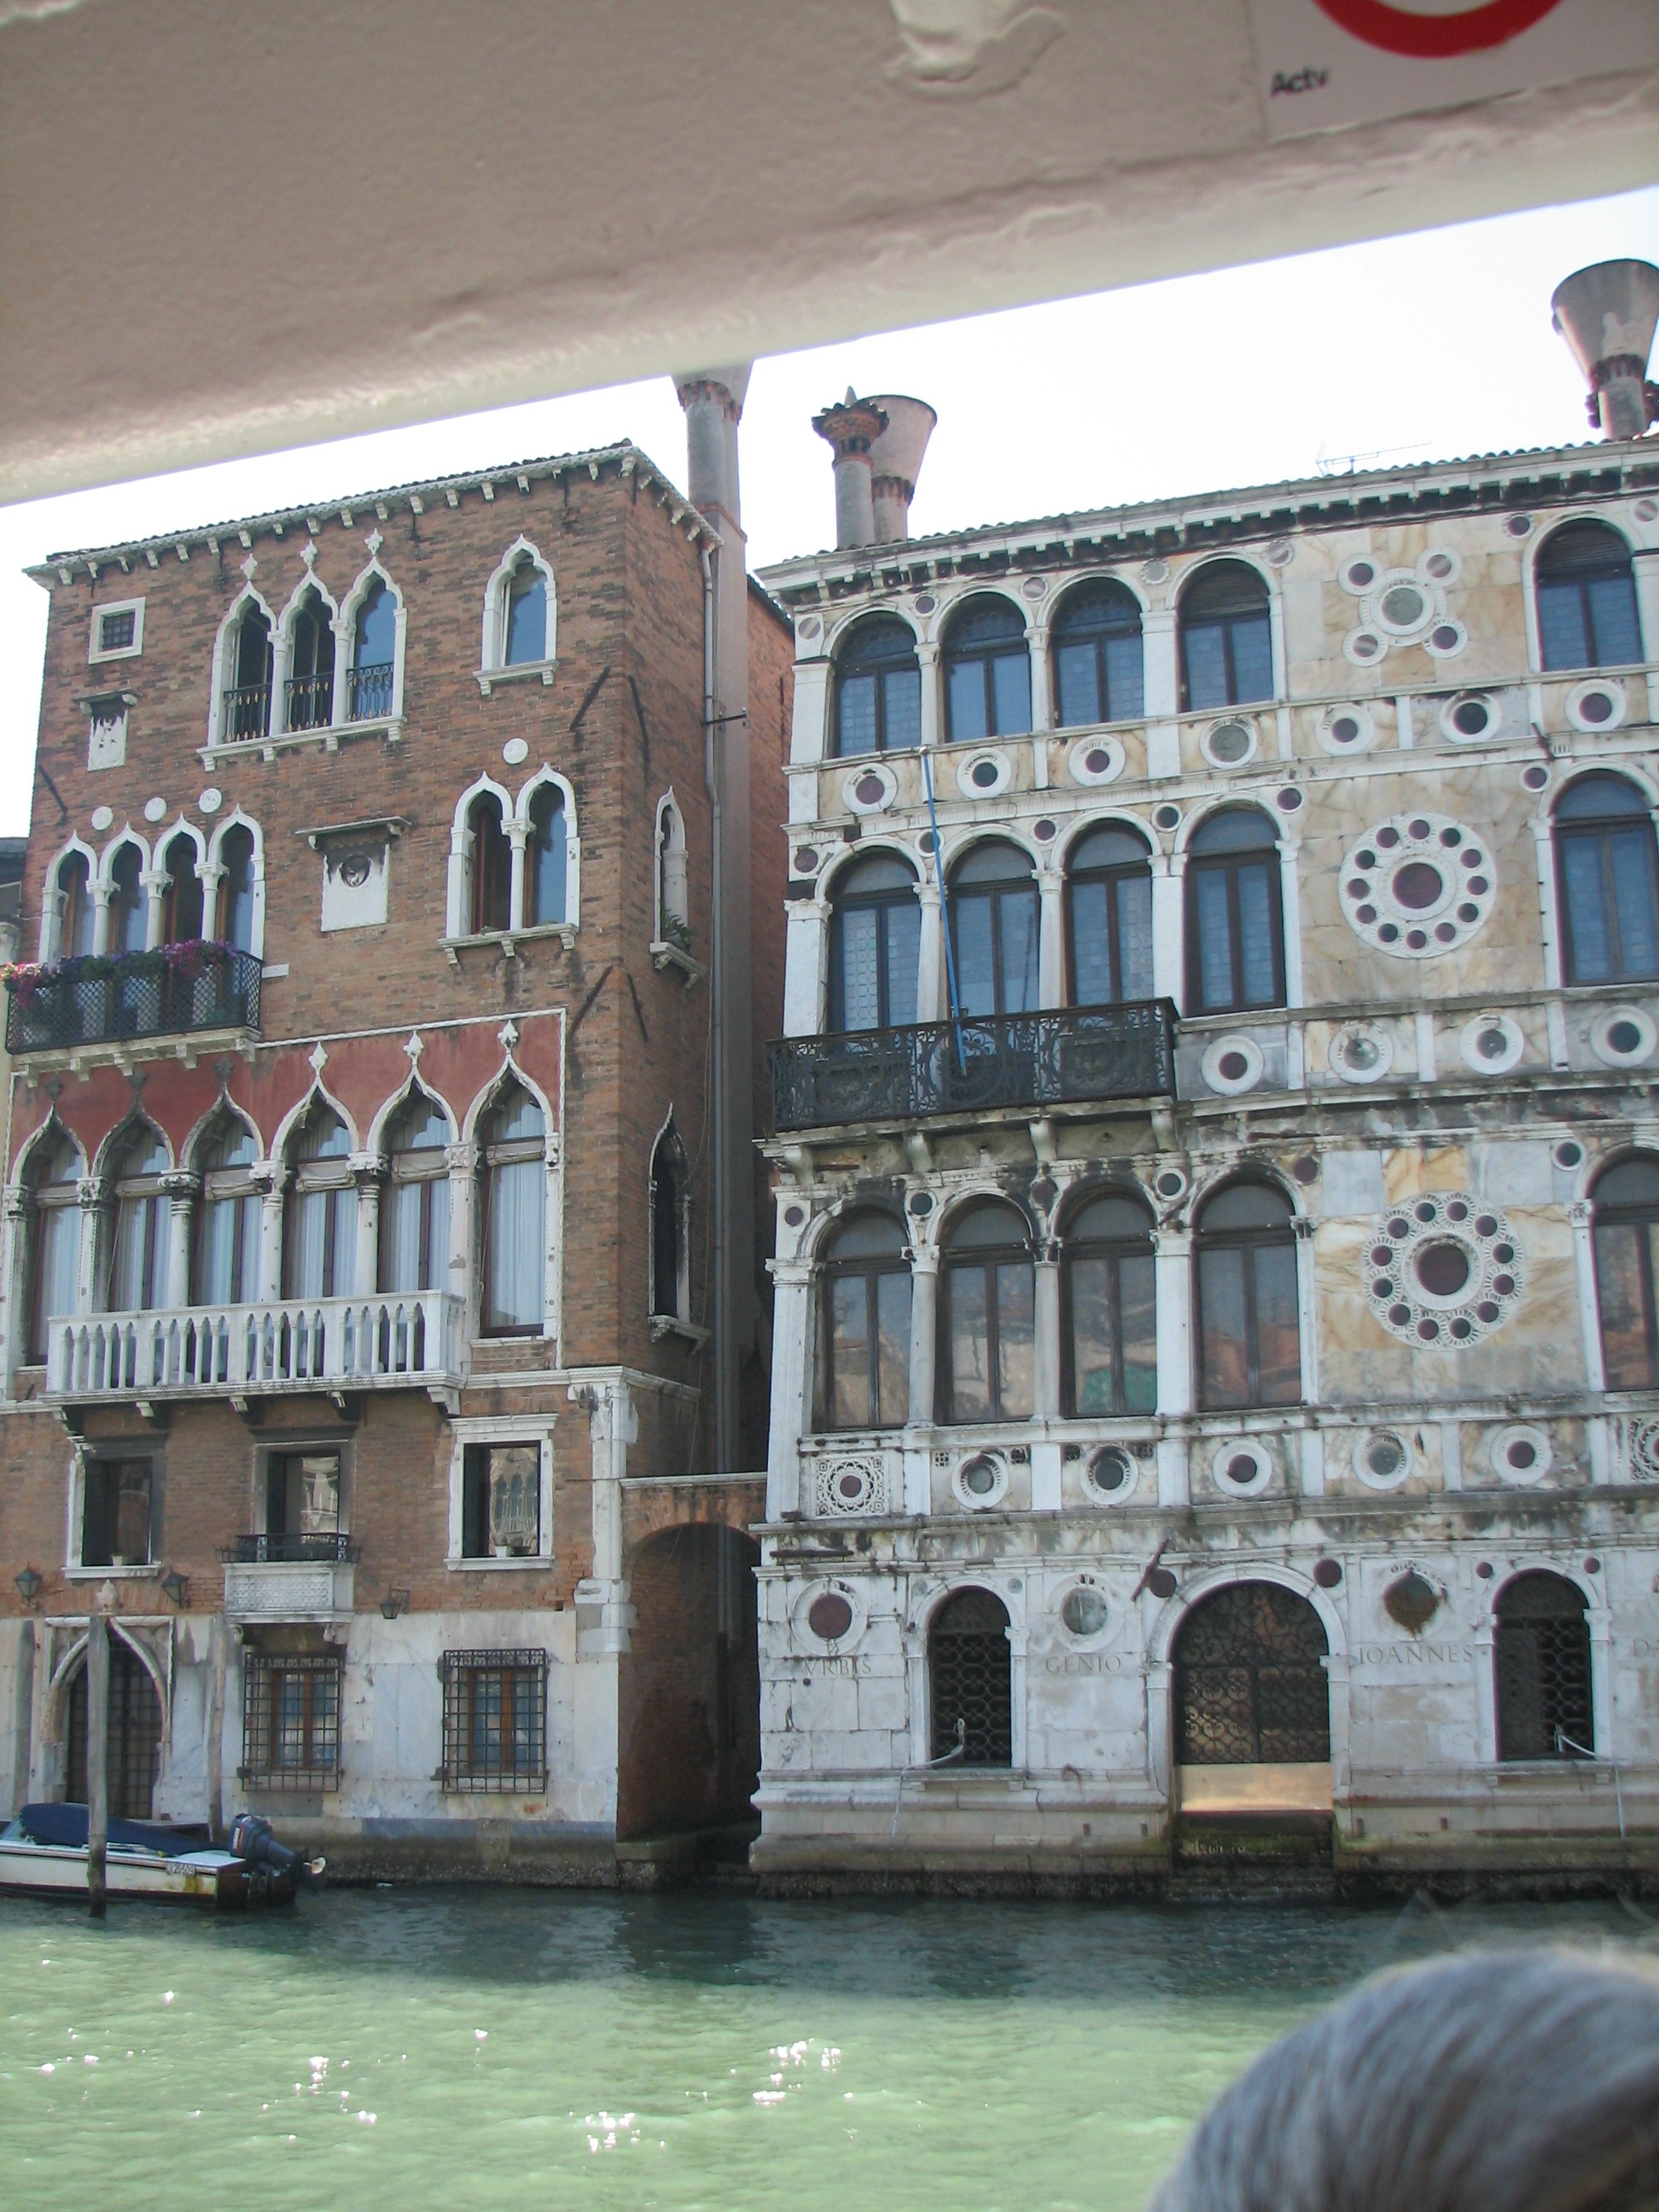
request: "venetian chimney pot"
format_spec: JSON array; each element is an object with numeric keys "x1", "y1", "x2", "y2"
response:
[
  {"x1": 1551, "y1": 259, "x2": 1659, "y2": 443},
  {"x1": 812, "y1": 393, "x2": 888, "y2": 550},
  {"x1": 865, "y1": 395, "x2": 936, "y2": 543}
]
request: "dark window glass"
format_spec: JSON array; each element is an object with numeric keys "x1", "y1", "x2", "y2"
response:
[
  {"x1": 504, "y1": 564, "x2": 548, "y2": 665},
  {"x1": 526, "y1": 784, "x2": 567, "y2": 927},
  {"x1": 227, "y1": 604, "x2": 273, "y2": 740},
  {"x1": 462, "y1": 1443, "x2": 542, "y2": 1559},
  {"x1": 1592, "y1": 1155, "x2": 1659, "y2": 1388},
  {"x1": 381, "y1": 1094, "x2": 450, "y2": 1295},
  {"x1": 480, "y1": 1084, "x2": 545, "y2": 1335},
  {"x1": 1064, "y1": 1191, "x2": 1156, "y2": 1416},
  {"x1": 650, "y1": 1126, "x2": 686, "y2": 1319},
  {"x1": 67, "y1": 1639, "x2": 161, "y2": 1819},
  {"x1": 469, "y1": 792, "x2": 512, "y2": 936},
  {"x1": 1553, "y1": 774, "x2": 1659, "y2": 987},
  {"x1": 940, "y1": 1203, "x2": 1033, "y2": 1423},
  {"x1": 928, "y1": 1587, "x2": 1012, "y2": 1765},
  {"x1": 943, "y1": 597, "x2": 1031, "y2": 742},
  {"x1": 82, "y1": 1458, "x2": 153, "y2": 1568},
  {"x1": 286, "y1": 591, "x2": 335, "y2": 730},
  {"x1": 194, "y1": 1113, "x2": 259, "y2": 1306},
  {"x1": 217, "y1": 825, "x2": 256, "y2": 951},
  {"x1": 283, "y1": 1105, "x2": 355, "y2": 1301},
  {"x1": 1175, "y1": 1583, "x2": 1330, "y2": 1765},
  {"x1": 1185, "y1": 810, "x2": 1284, "y2": 1015},
  {"x1": 349, "y1": 580, "x2": 396, "y2": 719},
  {"x1": 441, "y1": 1650, "x2": 547, "y2": 1791},
  {"x1": 108, "y1": 1122, "x2": 170, "y2": 1313},
  {"x1": 949, "y1": 841, "x2": 1039, "y2": 1016},
  {"x1": 108, "y1": 842, "x2": 146, "y2": 956},
  {"x1": 264, "y1": 1451, "x2": 342, "y2": 1555},
  {"x1": 818, "y1": 1212, "x2": 911, "y2": 1430},
  {"x1": 160, "y1": 833, "x2": 204, "y2": 944},
  {"x1": 99, "y1": 608, "x2": 136, "y2": 652},
  {"x1": 829, "y1": 853, "x2": 921, "y2": 1031},
  {"x1": 834, "y1": 616, "x2": 922, "y2": 757},
  {"x1": 1179, "y1": 561, "x2": 1272, "y2": 711},
  {"x1": 26, "y1": 1132, "x2": 82, "y2": 1362},
  {"x1": 1196, "y1": 1181, "x2": 1300, "y2": 1410},
  {"x1": 1536, "y1": 521, "x2": 1642, "y2": 672},
  {"x1": 242, "y1": 1654, "x2": 341, "y2": 1788},
  {"x1": 1066, "y1": 824, "x2": 1154, "y2": 1005},
  {"x1": 1052, "y1": 581, "x2": 1144, "y2": 726},
  {"x1": 1496, "y1": 1573, "x2": 1592, "y2": 1761},
  {"x1": 55, "y1": 850, "x2": 95, "y2": 958}
]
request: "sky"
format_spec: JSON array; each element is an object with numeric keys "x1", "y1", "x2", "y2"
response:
[{"x1": 0, "y1": 183, "x2": 1654, "y2": 838}]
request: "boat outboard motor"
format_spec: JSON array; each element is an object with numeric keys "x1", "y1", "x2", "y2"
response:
[{"x1": 230, "y1": 1813, "x2": 326, "y2": 1888}]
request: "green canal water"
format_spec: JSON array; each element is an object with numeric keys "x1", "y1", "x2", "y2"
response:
[{"x1": 0, "y1": 1887, "x2": 1649, "y2": 2210}]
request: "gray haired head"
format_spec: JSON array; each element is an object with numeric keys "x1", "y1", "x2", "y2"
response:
[{"x1": 1149, "y1": 1947, "x2": 1659, "y2": 2212}]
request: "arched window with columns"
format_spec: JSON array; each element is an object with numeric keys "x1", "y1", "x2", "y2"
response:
[
  {"x1": 479, "y1": 1081, "x2": 545, "y2": 1335},
  {"x1": 283, "y1": 1101, "x2": 356, "y2": 1301},
  {"x1": 1051, "y1": 579, "x2": 1144, "y2": 727},
  {"x1": 943, "y1": 596, "x2": 1031, "y2": 742},
  {"x1": 106, "y1": 841, "x2": 147, "y2": 957},
  {"x1": 817, "y1": 1210, "x2": 911, "y2": 1431},
  {"x1": 649, "y1": 1119, "x2": 691, "y2": 1324},
  {"x1": 214, "y1": 823, "x2": 258, "y2": 952},
  {"x1": 285, "y1": 585, "x2": 335, "y2": 731},
  {"x1": 1066, "y1": 823, "x2": 1154, "y2": 1005},
  {"x1": 467, "y1": 790, "x2": 512, "y2": 936},
  {"x1": 939, "y1": 1201, "x2": 1034, "y2": 1423},
  {"x1": 192, "y1": 1111, "x2": 260, "y2": 1306},
  {"x1": 159, "y1": 830, "x2": 204, "y2": 944},
  {"x1": 1552, "y1": 773, "x2": 1659, "y2": 987},
  {"x1": 1185, "y1": 808, "x2": 1284, "y2": 1016},
  {"x1": 1535, "y1": 520, "x2": 1642, "y2": 672},
  {"x1": 49, "y1": 847, "x2": 95, "y2": 962},
  {"x1": 381, "y1": 1092, "x2": 451, "y2": 1295},
  {"x1": 524, "y1": 783, "x2": 568, "y2": 928},
  {"x1": 1062, "y1": 1190, "x2": 1156, "y2": 1416},
  {"x1": 481, "y1": 540, "x2": 556, "y2": 675},
  {"x1": 349, "y1": 576, "x2": 398, "y2": 720},
  {"x1": 223, "y1": 599, "x2": 273, "y2": 740},
  {"x1": 829, "y1": 853, "x2": 921, "y2": 1032},
  {"x1": 1179, "y1": 560, "x2": 1272, "y2": 711},
  {"x1": 107, "y1": 1121, "x2": 171, "y2": 1313},
  {"x1": 1591, "y1": 1154, "x2": 1659, "y2": 1389},
  {"x1": 833, "y1": 614, "x2": 922, "y2": 757},
  {"x1": 24, "y1": 1127, "x2": 84, "y2": 1359},
  {"x1": 948, "y1": 840, "x2": 1039, "y2": 1016},
  {"x1": 1194, "y1": 1179, "x2": 1300, "y2": 1411}
]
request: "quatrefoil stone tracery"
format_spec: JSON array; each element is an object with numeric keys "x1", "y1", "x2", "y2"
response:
[{"x1": 1340, "y1": 812, "x2": 1496, "y2": 958}]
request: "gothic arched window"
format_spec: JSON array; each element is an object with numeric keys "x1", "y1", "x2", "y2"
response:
[
  {"x1": 381, "y1": 1095, "x2": 451, "y2": 1296},
  {"x1": 480, "y1": 1084, "x2": 545, "y2": 1335},
  {"x1": 283, "y1": 1103, "x2": 355, "y2": 1301}
]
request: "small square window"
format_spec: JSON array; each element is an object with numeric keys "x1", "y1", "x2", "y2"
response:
[
  {"x1": 241, "y1": 1652, "x2": 341, "y2": 1791},
  {"x1": 259, "y1": 1451, "x2": 345, "y2": 1562},
  {"x1": 82, "y1": 1458, "x2": 153, "y2": 1567},
  {"x1": 440, "y1": 1650, "x2": 547, "y2": 1792},
  {"x1": 88, "y1": 599, "x2": 144, "y2": 663},
  {"x1": 462, "y1": 1441, "x2": 542, "y2": 1559}
]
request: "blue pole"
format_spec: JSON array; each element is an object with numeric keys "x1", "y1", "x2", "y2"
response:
[{"x1": 922, "y1": 745, "x2": 966, "y2": 1075}]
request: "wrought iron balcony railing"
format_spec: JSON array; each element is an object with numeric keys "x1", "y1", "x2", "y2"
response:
[
  {"x1": 6, "y1": 944, "x2": 262, "y2": 1055},
  {"x1": 220, "y1": 1532, "x2": 359, "y2": 1565},
  {"x1": 283, "y1": 671, "x2": 335, "y2": 731},
  {"x1": 348, "y1": 661, "x2": 394, "y2": 719},
  {"x1": 222, "y1": 682, "x2": 271, "y2": 740},
  {"x1": 770, "y1": 1000, "x2": 1179, "y2": 1132}
]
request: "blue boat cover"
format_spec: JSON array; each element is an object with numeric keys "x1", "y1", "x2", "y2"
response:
[{"x1": 15, "y1": 1802, "x2": 213, "y2": 1856}]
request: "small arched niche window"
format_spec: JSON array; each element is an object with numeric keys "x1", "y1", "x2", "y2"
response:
[
  {"x1": 283, "y1": 1103, "x2": 356, "y2": 1302},
  {"x1": 943, "y1": 597, "x2": 1031, "y2": 743},
  {"x1": 1052, "y1": 580, "x2": 1144, "y2": 727},
  {"x1": 1063, "y1": 1190, "x2": 1156, "y2": 1417},
  {"x1": 1591, "y1": 1155, "x2": 1659, "y2": 1390},
  {"x1": 1535, "y1": 521, "x2": 1643, "y2": 672},
  {"x1": 108, "y1": 842, "x2": 147, "y2": 957},
  {"x1": 52, "y1": 849, "x2": 95, "y2": 961},
  {"x1": 468, "y1": 791, "x2": 512, "y2": 936},
  {"x1": 1495, "y1": 1571, "x2": 1592, "y2": 1761},
  {"x1": 225, "y1": 602, "x2": 273, "y2": 741},
  {"x1": 1553, "y1": 773, "x2": 1659, "y2": 987},
  {"x1": 649, "y1": 1121, "x2": 690, "y2": 1324},
  {"x1": 215, "y1": 824, "x2": 257, "y2": 952},
  {"x1": 1195, "y1": 1180, "x2": 1300, "y2": 1412},
  {"x1": 108, "y1": 1122, "x2": 171, "y2": 1313},
  {"x1": 286, "y1": 588, "x2": 335, "y2": 731},
  {"x1": 1179, "y1": 561, "x2": 1272, "y2": 712},
  {"x1": 159, "y1": 832, "x2": 204, "y2": 945},
  {"x1": 940, "y1": 1202, "x2": 1033, "y2": 1424},
  {"x1": 480, "y1": 1082, "x2": 545, "y2": 1336},
  {"x1": 26, "y1": 1129, "x2": 83, "y2": 1359},
  {"x1": 504, "y1": 557, "x2": 549, "y2": 667},
  {"x1": 948, "y1": 840, "x2": 1038, "y2": 1017},
  {"x1": 350, "y1": 578, "x2": 397, "y2": 721},
  {"x1": 818, "y1": 1211, "x2": 911, "y2": 1431},
  {"x1": 655, "y1": 793, "x2": 690, "y2": 946},
  {"x1": 1185, "y1": 809, "x2": 1284, "y2": 1016},
  {"x1": 829, "y1": 853, "x2": 920, "y2": 1033},
  {"x1": 834, "y1": 615, "x2": 922, "y2": 757},
  {"x1": 193, "y1": 1113, "x2": 260, "y2": 1307},
  {"x1": 525, "y1": 784, "x2": 568, "y2": 928},
  {"x1": 381, "y1": 1094, "x2": 451, "y2": 1296},
  {"x1": 929, "y1": 1588, "x2": 1012, "y2": 1766},
  {"x1": 1067, "y1": 824, "x2": 1154, "y2": 1006}
]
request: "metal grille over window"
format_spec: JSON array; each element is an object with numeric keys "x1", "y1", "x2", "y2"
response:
[
  {"x1": 928, "y1": 1588, "x2": 1012, "y2": 1766},
  {"x1": 440, "y1": 1650, "x2": 548, "y2": 1792},
  {"x1": 1174, "y1": 1582, "x2": 1330, "y2": 1766},
  {"x1": 1495, "y1": 1573, "x2": 1593, "y2": 1761},
  {"x1": 241, "y1": 1653, "x2": 342, "y2": 1791}
]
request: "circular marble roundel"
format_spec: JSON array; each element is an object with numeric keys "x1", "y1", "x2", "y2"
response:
[
  {"x1": 1363, "y1": 1192, "x2": 1524, "y2": 1349},
  {"x1": 1340, "y1": 812, "x2": 1496, "y2": 958}
]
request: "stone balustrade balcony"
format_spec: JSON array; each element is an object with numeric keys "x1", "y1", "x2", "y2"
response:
[{"x1": 44, "y1": 1290, "x2": 464, "y2": 1405}]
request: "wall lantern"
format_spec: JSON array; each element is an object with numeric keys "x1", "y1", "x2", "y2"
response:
[
  {"x1": 160, "y1": 1569, "x2": 189, "y2": 1608},
  {"x1": 14, "y1": 1566, "x2": 42, "y2": 1608},
  {"x1": 379, "y1": 1588, "x2": 410, "y2": 1621}
]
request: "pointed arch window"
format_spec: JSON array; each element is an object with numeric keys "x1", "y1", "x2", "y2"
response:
[
  {"x1": 224, "y1": 602, "x2": 273, "y2": 740},
  {"x1": 655, "y1": 793, "x2": 690, "y2": 949},
  {"x1": 818, "y1": 1211, "x2": 911, "y2": 1431},
  {"x1": 829, "y1": 853, "x2": 920, "y2": 1032},
  {"x1": 1536, "y1": 521, "x2": 1642, "y2": 672},
  {"x1": 108, "y1": 843, "x2": 147, "y2": 956},
  {"x1": 504, "y1": 562, "x2": 548, "y2": 666},
  {"x1": 108, "y1": 1123, "x2": 171, "y2": 1313},
  {"x1": 1496, "y1": 1572, "x2": 1592, "y2": 1761},
  {"x1": 349, "y1": 578, "x2": 396, "y2": 721},
  {"x1": 1066, "y1": 824, "x2": 1153, "y2": 1005},
  {"x1": 943, "y1": 597, "x2": 1031, "y2": 742},
  {"x1": 525, "y1": 784, "x2": 567, "y2": 928},
  {"x1": 1063, "y1": 1190, "x2": 1156, "y2": 1416},
  {"x1": 51, "y1": 849, "x2": 95, "y2": 961},
  {"x1": 194, "y1": 1115, "x2": 260, "y2": 1307},
  {"x1": 480, "y1": 1083, "x2": 545, "y2": 1335},
  {"x1": 381, "y1": 1094, "x2": 451, "y2": 1295},
  {"x1": 26, "y1": 1130, "x2": 83, "y2": 1359},
  {"x1": 949, "y1": 841, "x2": 1038, "y2": 1016},
  {"x1": 216, "y1": 824, "x2": 257, "y2": 952},
  {"x1": 1592, "y1": 1155, "x2": 1659, "y2": 1389},
  {"x1": 1195, "y1": 1180, "x2": 1300, "y2": 1411},
  {"x1": 1553, "y1": 774, "x2": 1659, "y2": 987},
  {"x1": 286, "y1": 588, "x2": 335, "y2": 731},
  {"x1": 649, "y1": 1122, "x2": 691, "y2": 1324},
  {"x1": 159, "y1": 832, "x2": 204, "y2": 944},
  {"x1": 940, "y1": 1202, "x2": 1034, "y2": 1424},
  {"x1": 834, "y1": 615, "x2": 922, "y2": 757},
  {"x1": 1052, "y1": 581, "x2": 1144, "y2": 727},
  {"x1": 1185, "y1": 809, "x2": 1284, "y2": 1015},
  {"x1": 283, "y1": 1103, "x2": 356, "y2": 1301},
  {"x1": 1179, "y1": 561, "x2": 1272, "y2": 711},
  {"x1": 468, "y1": 792, "x2": 512, "y2": 936}
]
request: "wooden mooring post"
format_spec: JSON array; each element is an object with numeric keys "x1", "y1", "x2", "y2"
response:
[{"x1": 85, "y1": 1599, "x2": 108, "y2": 1919}]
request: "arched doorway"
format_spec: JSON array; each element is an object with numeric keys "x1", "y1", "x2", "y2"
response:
[
  {"x1": 1496, "y1": 1573, "x2": 1592, "y2": 1761},
  {"x1": 1173, "y1": 1581, "x2": 1330, "y2": 1819},
  {"x1": 67, "y1": 1637, "x2": 163, "y2": 1819},
  {"x1": 928, "y1": 1587, "x2": 1012, "y2": 1766}
]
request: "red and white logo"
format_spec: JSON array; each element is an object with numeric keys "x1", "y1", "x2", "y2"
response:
[{"x1": 1311, "y1": 1, "x2": 1567, "y2": 58}]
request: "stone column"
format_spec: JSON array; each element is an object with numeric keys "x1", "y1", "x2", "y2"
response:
[
  {"x1": 1634, "y1": 550, "x2": 1659, "y2": 725},
  {"x1": 75, "y1": 1177, "x2": 108, "y2": 1316},
  {"x1": 256, "y1": 1168, "x2": 288, "y2": 1302},
  {"x1": 445, "y1": 1144, "x2": 476, "y2": 1325},
  {"x1": 766, "y1": 1259, "x2": 813, "y2": 1520},
  {"x1": 916, "y1": 881, "x2": 945, "y2": 1024},
  {"x1": 1294, "y1": 1215, "x2": 1318, "y2": 1405},
  {"x1": 1141, "y1": 608, "x2": 1179, "y2": 720},
  {"x1": 1033, "y1": 1242, "x2": 1061, "y2": 1417},
  {"x1": 1037, "y1": 868, "x2": 1063, "y2": 1010},
  {"x1": 1153, "y1": 1225, "x2": 1194, "y2": 1417},
  {"x1": 1569, "y1": 1198, "x2": 1605, "y2": 1393},
  {"x1": 572, "y1": 1375, "x2": 636, "y2": 1657},
  {"x1": 160, "y1": 1173, "x2": 198, "y2": 1308},
  {"x1": 506, "y1": 820, "x2": 528, "y2": 934},
  {"x1": 917, "y1": 644, "x2": 941, "y2": 754},
  {"x1": 1027, "y1": 624, "x2": 1052, "y2": 735},
  {"x1": 908, "y1": 1249, "x2": 939, "y2": 1429},
  {"x1": 1, "y1": 1187, "x2": 33, "y2": 1382},
  {"x1": 140, "y1": 869, "x2": 167, "y2": 950},
  {"x1": 90, "y1": 884, "x2": 113, "y2": 958},
  {"x1": 352, "y1": 1161, "x2": 383, "y2": 1299},
  {"x1": 783, "y1": 900, "x2": 827, "y2": 1037},
  {"x1": 1150, "y1": 853, "x2": 1185, "y2": 1008}
]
